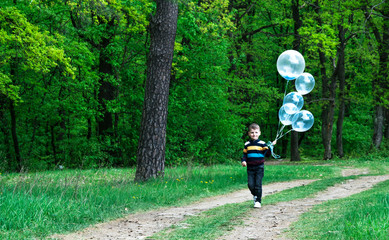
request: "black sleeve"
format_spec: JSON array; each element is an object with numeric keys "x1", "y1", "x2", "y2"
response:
[{"x1": 265, "y1": 148, "x2": 272, "y2": 157}]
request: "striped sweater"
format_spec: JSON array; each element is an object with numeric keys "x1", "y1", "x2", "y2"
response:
[{"x1": 242, "y1": 139, "x2": 270, "y2": 165}]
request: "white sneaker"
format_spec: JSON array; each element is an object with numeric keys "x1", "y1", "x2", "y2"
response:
[
  {"x1": 254, "y1": 202, "x2": 261, "y2": 208},
  {"x1": 253, "y1": 196, "x2": 257, "y2": 204}
]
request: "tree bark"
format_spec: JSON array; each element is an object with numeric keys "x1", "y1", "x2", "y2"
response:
[
  {"x1": 336, "y1": 24, "x2": 346, "y2": 158},
  {"x1": 0, "y1": 96, "x2": 12, "y2": 170},
  {"x1": 10, "y1": 100, "x2": 22, "y2": 171},
  {"x1": 321, "y1": 67, "x2": 336, "y2": 160},
  {"x1": 97, "y1": 40, "x2": 115, "y2": 137},
  {"x1": 373, "y1": 105, "x2": 385, "y2": 148},
  {"x1": 385, "y1": 107, "x2": 389, "y2": 139},
  {"x1": 135, "y1": 0, "x2": 178, "y2": 182},
  {"x1": 365, "y1": 0, "x2": 389, "y2": 149},
  {"x1": 315, "y1": 0, "x2": 335, "y2": 160},
  {"x1": 290, "y1": 131, "x2": 300, "y2": 161},
  {"x1": 336, "y1": 97, "x2": 345, "y2": 157},
  {"x1": 69, "y1": 4, "x2": 117, "y2": 147},
  {"x1": 50, "y1": 125, "x2": 58, "y2": 162},
  {"x1": 372, "y1": 36, "x2": 388, "y2": 149},
  {"x1": 290, "y1": 0, "x2": 301, "y2": 162}
]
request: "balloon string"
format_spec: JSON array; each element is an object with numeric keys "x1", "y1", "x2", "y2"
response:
[
  {"x1": 275, "y1": 80, "x2": 290, "y2": 142},
  {"x1": 275, "y1": 129, "x2": 293, "y2": 141},
  {"x1": 275, "y1": 124, "x2": 285, "y2": 140},
  {"x1": 283, "y1": 80, "x2": 290, "y2": 98},
  {"x1": 270, "y1": 128, "x2": 294, "y2": 159}
]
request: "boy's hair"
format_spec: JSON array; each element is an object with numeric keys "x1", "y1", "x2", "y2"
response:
[{"x1": 248, "y1": 123, "x2": 260, "y2": 131}]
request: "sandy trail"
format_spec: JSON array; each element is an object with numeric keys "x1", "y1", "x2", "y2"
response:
[
  {"x1": 219, "y1": 174, "x2": 389, "y2": 240},
  {"x1": 51, "y1": 168, "x2": 387, "y2": 240},
  {"x1": 51, "y1": 180, "x2": 315, "y2": 240}
]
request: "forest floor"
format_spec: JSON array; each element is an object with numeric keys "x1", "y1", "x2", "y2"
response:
[{"x1": 51, "y1": 167, "x2": 389, "y2": 240}]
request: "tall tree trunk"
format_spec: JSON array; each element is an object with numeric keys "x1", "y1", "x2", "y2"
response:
[
  {"x1": 336, "y1": 24, "x2": 346, "y2": 158},
  {"x1": 281, "y1": 137, "x2": 288, "y2": 157},
  {"x1": 10, "y1": 100, "x2": 22, "y2": 171},
  {"x1": 290, "y1": 132, "x2": 300, "y2": 161},
  {"x1": 373, "y1": 106, "x2": 385, "y2": 148},
  {"x1": 87, "y1": 118, "x2": 92, "y2": 140},
  {"x1": 315, "y1": 0, "x2": 335, "y2": 160},
  {"x1": 291, "y1": 0, "x2": 301, "y2": 161},
  {"x1": 50, "y1": 125, "x2": 58, "y2": 162},
  {"x1": 135, "y1": 0, "x2": 178, "y2": 182},
  {"x1": 56, "y1": 101, "x2": 66, "y2": 163},
  {"x1": 372, "y1": 36, "x2": 387, "y2": 148},
  {"x1": 321, "y1": 65, "x2": 336, "y2": 160},
  {"x1": 0, "y1": 97, "x2": 12, "y2": 170},
  {"x1": 336, "y1": 97, "x2": 345, "y2": 157},
  {"x1": 69, "y1": 5, "x2": 117, "y2": 141},
  {"x1": 96, "y1": 39, "x2": 117, "y2": 163},
  {"x1": 385, "y1": 107, "x2": 389, "y2": 139},
  {"x1": 365, "y1": 0, "x2": 389, "y2": 149},
  {"x1": 97, "y1": 41, "x2": 115, "y2": 137}
]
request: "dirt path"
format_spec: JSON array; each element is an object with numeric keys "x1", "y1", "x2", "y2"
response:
[
  {"x1": 51, "y1": 168, "x2": 387, "y2": 240},
  {"x1": 51, "y1": 180, "x2": 315, "y2": 240},
  {"x1": 219, "y1": 174, "x2": 389, "y2": 240}
]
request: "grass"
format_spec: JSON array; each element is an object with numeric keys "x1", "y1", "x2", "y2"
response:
[
  {"x1": 0, "y1": 164, "x2": 337, "y2": 239},
  {"x1": 286, "y1": 180, "x2": 389, "y2": 239},
  {"x1": 0, "y1": 159, "x2": 387, "y2": 239},
  {"x1": 272, "y1": 157, "x2": 389, "y2": 175}
]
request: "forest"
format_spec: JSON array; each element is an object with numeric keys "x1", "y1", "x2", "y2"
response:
[{"x1": 0, "y1": 0, "x2": 388, "y2": 173}]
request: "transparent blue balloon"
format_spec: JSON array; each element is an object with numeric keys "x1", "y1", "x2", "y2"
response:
[
  {"x1": 283, "y1": 92, "x2": 304, "y2": 112},
  {"x1": 279, "y1": 105, "x2": 296, "y2": 125},
  {"x1": 276, "y1": 50, "x2": 305, "y2": 80},
  {"x1": 282, "y1": 103, "x2": 299, "y2": 115},
  {"x1": 296, "y1": 72, "x2": 315, "y2": 95},
  {"x1": 292, "y1": 110, "x2": 314, "y2": 132}
]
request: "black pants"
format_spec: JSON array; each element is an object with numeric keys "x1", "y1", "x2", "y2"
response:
[{"x1": 247, "y1": 164, "x2": 264, "y2": 203}]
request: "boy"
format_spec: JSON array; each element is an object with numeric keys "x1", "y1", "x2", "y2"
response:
[{"x1": 241, "y1": 123, "x2": 276, "y2": 208}]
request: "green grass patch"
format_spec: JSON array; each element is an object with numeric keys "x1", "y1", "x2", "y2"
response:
[
  {"x1": 0, "y1": 164, "x2": 338, "y2": 239},
  {"x1": 319, "y1": 157, "x2": 389, "y2": 175},
  {"x1": 287, "y1": 180, "x2": 389, "y2": 240},
  {"x1": 264, "y1": 176, "x2": 358, "y2": 204}
]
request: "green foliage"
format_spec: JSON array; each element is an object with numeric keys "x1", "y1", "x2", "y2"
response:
[
  {"x1": 0, "y1": 7, "x2": 73, "y2": 102},
  {"x1": 0, "y1": 1, "x2": 151, "y2": 171},
  {"x1": 0, "y1": 0, "x2": 388, "y2": 171},
  {"x1": 166, "y1": 1, "x2": 242, "y2": 165},
  {"x1": 359, "y1": 141, "x2": 389, "y2": 162}
]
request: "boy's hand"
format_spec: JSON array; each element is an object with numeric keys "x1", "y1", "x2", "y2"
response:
[
  {"x1": 241, "y1": 161, "x2": 247, "y2": 167},
  {"x1": 272, "y1": 140, "x2": 277, "y2": 145}
]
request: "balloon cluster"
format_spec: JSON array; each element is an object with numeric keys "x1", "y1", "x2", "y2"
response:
[{"x1": 275, "y1": 50, "x2": 315, "y2": 141}]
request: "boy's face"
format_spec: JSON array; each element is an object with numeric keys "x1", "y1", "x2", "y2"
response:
[{"x1": 248, "y1": 128, "x2": 261, "y2": 140}]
